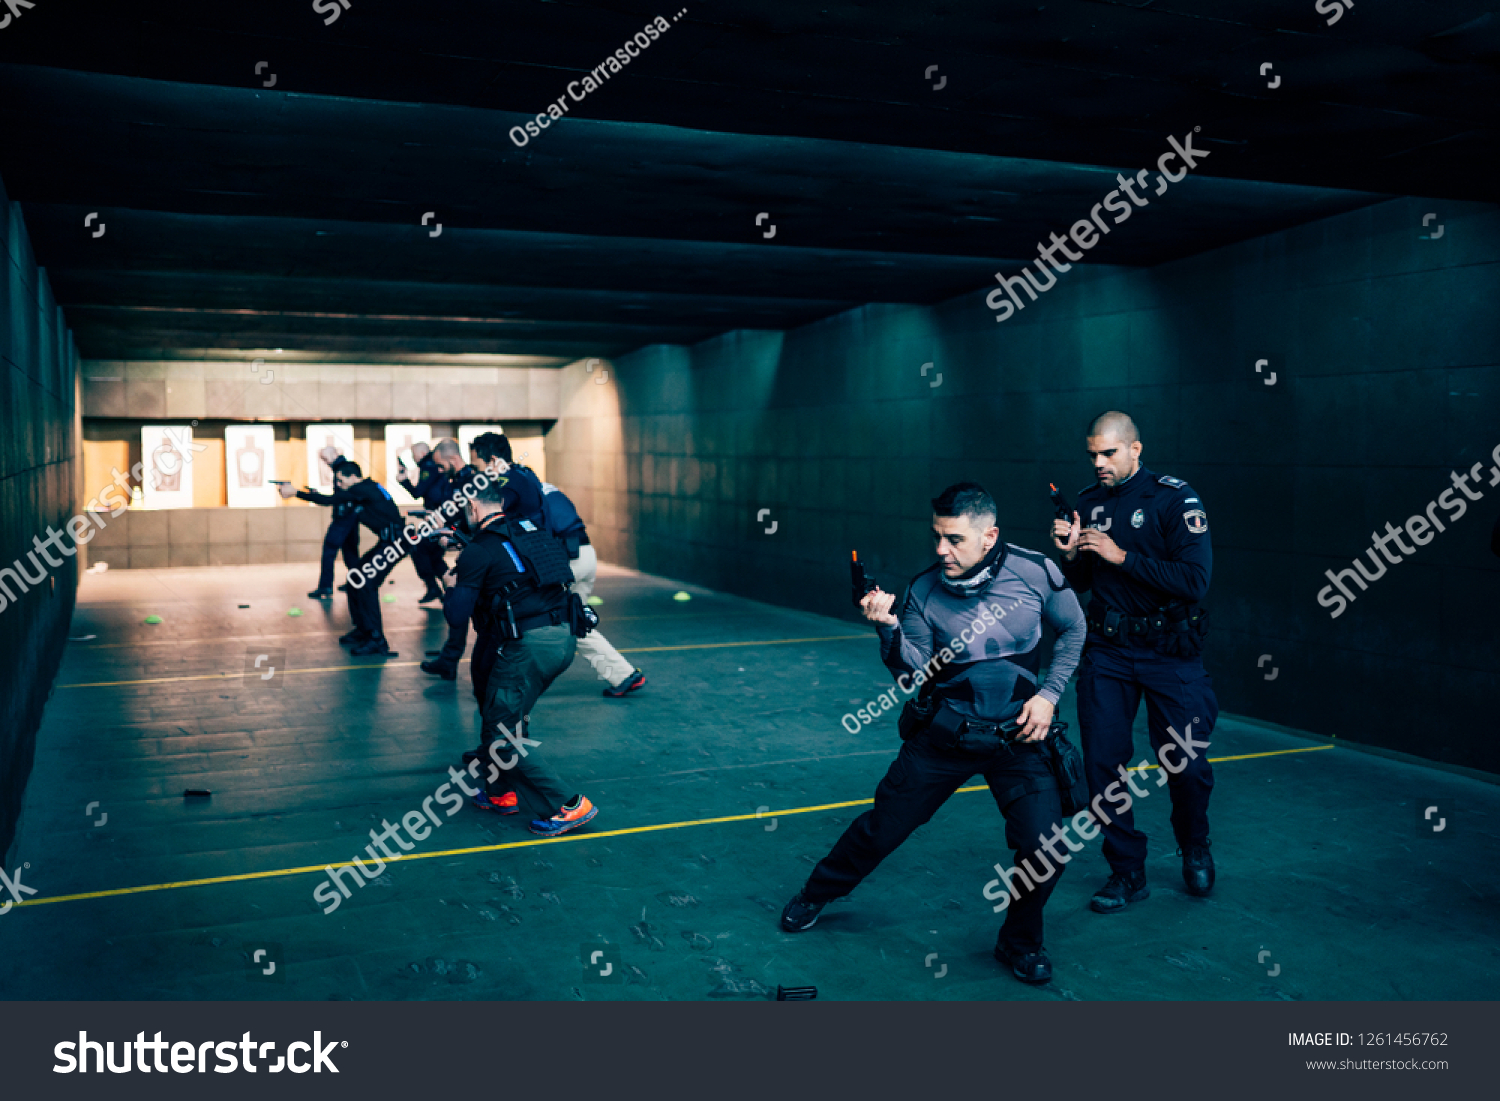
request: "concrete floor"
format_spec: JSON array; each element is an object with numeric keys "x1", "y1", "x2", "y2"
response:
[{"x1": 2, "y1": 562, "x2": 1497, "y2": 1001}]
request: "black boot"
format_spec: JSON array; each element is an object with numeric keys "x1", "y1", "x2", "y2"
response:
[
  {"x1": 1180, "y1": 841, "x2": 1215, "y2": 897},
  {"x1": 350, "y1": 635, "x2": 397, "y2": 657},
  {"x1": 779, "y1": 891, "x2": 827, "y2": 932},
  {"x1": 1090, "y1": 870, "x2": 1150, "y2": 914},
  {"x1": 994, "y1": 942, "x2": 1053, "y2": 985},
  {"x1": 419, "y1": 582, "x2": 445, "y2": 605},
  {"x1": 339, "y1": 627, "x2": 371, "y2": 647},
  {"x1": 420, "y1": 658, "x2": 457, "y2": 681}
]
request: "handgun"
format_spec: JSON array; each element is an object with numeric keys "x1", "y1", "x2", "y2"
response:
[
  {"x1": 430, "y1": 525, "x2": 471, "y2": 548},
  {"x1": 851, "y1": 550, "x2": 878, "y2": 607},
  {"x1": 269, "y1": 480, "x2": 291, "y2": 486},
  {"x1": 1049, "y1": 482, "x2": 1074, "y2": 522}
]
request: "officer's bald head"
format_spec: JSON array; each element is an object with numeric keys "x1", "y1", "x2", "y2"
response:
[
  {"x1": 1085, "y1": 411, "x2": 1143, "y2": 487},
  {"x1": 1088, "y1": 411, "x2": 1139, "y2": 445},
  {"x1": 431, "y1": 437, "x2": 463, "y2": 471}
]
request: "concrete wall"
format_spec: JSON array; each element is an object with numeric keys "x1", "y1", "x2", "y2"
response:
[
  {"x1": 549, "y1": 197, "x2": 1500, "y2": 773},
  {"x1": 81, "y1": 361, "x2": 561, "y2": 421},
  {"x1": 84, "y1": 506, "x2": 333, "y2": 570},
  {"x1": 0, "y1": 174, "x2": 83, "y2": 863}
]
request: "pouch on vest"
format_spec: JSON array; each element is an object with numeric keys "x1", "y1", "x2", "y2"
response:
[{"x1": 504, "y1": 520, "x2": 574, "y2": 590}]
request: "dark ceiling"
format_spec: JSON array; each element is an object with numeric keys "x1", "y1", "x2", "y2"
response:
[{"x1": 1, "y1": 0, "x2": 1494, "y2": 363}]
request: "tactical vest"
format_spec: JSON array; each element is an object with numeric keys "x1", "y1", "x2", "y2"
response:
[{"x1": 476, "y1": 518, "x2": 574, "y2": 637}]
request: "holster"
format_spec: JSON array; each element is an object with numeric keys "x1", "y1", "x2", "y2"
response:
[
  {"x1": 1160, "y1": 602, "x2": 1210, "y2": 659},
  {"x1": 1044, "y1": 723, "x2": 1089, "y2": 815},
  {"x1": 568, "y1": 592, "x2": 599, "y2": 638},
  {"x1": 897, "y1": 696, "x2": 938, "y2": 741}
]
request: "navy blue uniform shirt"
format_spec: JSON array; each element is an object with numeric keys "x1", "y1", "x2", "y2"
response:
[
  {"x1": 296, "y1": 484, "x2": 357, "y2": 520},
  {"x1": 399, "y1": 455, "x2": 449, "y2": 510},
  {"x1": 338, "y1": 479, "x2": 404, "y2": 538},
  {"x1": 1057, "y1": 466, "x2": 1212, "y2": 616},
  {"x1": 491, "y1": 463, "x2": 546, "y2": 525}
]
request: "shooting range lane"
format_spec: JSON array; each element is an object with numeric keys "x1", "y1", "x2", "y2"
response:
[{"x1": 2, "y1": 564, "x2": 1496, "y2": 1000}]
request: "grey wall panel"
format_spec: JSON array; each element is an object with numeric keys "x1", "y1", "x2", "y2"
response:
[
  {"x1": 548, "y1": 196, "x2": 1500, "y2": 773},
  {"x1": 0, "y1": 179, "x2": 82, "y2": 866}
]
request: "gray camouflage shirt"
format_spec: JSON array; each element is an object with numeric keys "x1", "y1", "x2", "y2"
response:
[{"x1": 876, "y1": 543, "x2": 1086, "y2": 723}]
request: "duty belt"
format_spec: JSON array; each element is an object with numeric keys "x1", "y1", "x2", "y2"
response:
[
  {"x1": 958, "y1": 716, "x2": 1017, "y2": 740},
  {"x1": 1086, "y1": 600, "x2": 1168, "y2": 639},
  {"x1": 512, "y1": 607, "x2": 568, "y2": 634}
]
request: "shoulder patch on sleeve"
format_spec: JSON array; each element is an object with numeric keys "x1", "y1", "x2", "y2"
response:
[
  {"x1": 1182, "y1": 509, "x2": 1209, "y2": 534},
  {"x1": 1157, "y1": 475, "x2": 1186, "y2": 488}
]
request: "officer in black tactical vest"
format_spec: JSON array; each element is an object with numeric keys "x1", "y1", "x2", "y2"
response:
[
  {"x1": 444, "y1": 477, "x2": 600, "y2": 836},
  {"x1": 283, "y1": 459, "x2": 407, "y2": 657},
  {"x1": 1051, "y1": 411, "x2": 1218, "y2": 913}
]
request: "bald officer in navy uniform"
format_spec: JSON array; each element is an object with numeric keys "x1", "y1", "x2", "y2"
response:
[{"x1": 1051, "y1": 411, "x2": 1218, "y2": 913}]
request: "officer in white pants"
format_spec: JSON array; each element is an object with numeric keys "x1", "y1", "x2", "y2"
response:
[
  {"x1": 471, "y1": 429, "x2": 647, "y2": 700},
  {"x1": 568, "y1": 542, "x2": 646, "y2": 697}
]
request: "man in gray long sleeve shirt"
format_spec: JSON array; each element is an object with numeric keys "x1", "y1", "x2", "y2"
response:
[{"x1": 780, "y1": 483, "x2": 1086, "y2": 985}]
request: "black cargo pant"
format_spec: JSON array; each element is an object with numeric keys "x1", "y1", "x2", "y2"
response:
[
  {"x1": 803, "y1": 731, "x2": 1065, "y2": 954},
  {"x1": 435, "y1": 612, "x2": 470, "y2": 672},
  {"x1": 1075, "y1": 638, "x2": 1217, "y2": 874},
  {"x1": 409, "y1": 537, "x2": 444, "y2": 586},
  {"x1": 347, "y1": 533, "x2": 411, "y2": 639},
  {"x1": 466, "y1": 623, "x2": 577, "y2": 818},
  {"x1": 317, "y1": 514, "x2": 360, "y2": 591}
]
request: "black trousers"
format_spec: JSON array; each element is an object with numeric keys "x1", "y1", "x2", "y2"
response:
[
  {"x1": 470, "y1": 626, "x2": 500, "y2": 707},
  {"x1": 803, "y1": 731, "x2": 1065, "y2": 953},
  {"x1": 469, "y1": 624, "x2": 577, "y2": 815},
  {"x1": 1075, "y1": 638, "x2": 1217, "y2": 874},
  {"x1": 436, "y1": 614, "x2": 469, "y2": 672},
  {"x1": 409, "y1": 538, "x2": 444, "y2": 585},
  {"x1": 317, "y1": 515, "x2": 360, "y2": 591},
  {"x1": 347, "y1": 536, "x2": 410, "y2": 638}
]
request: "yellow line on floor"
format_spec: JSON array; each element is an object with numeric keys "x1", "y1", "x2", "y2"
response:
[
  {"x1": 53, "y1": 634, "x2": 867, "y2": 688},
  {"x1": 618, "y1": 635, "x2": 863, "y2": 655},
  {"x1": 68, "y1": 612, "x2": 761, "y2": 651},
  {"x1": 10, "y1": 744, "x2": 1333, "y2": 911}
]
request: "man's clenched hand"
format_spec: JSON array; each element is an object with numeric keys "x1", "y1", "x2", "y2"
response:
[
  {"x1": 1051, "y1": 511, "x2": 1081, "y2": 561},
  {"x1": 1077, "y1": 527, "x2": 1127, "y2": 565},
  {"x1": 860, "y1": 588, "x2": 899, "y2": 627},
  {"x1": 1014, "y1": 694, "x2": 1055, "y2": 743}
]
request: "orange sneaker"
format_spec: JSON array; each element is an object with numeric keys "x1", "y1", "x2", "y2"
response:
[
  {"x1": 529, "y1": 795, "x2": 597, "y2": 837},
  {"x1": 471, "y1": 790, "x2": 519, "y2": 815}
]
